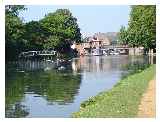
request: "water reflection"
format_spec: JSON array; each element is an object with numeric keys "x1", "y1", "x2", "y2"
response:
[
  {"x1": 5, "y1": 55, "x2": 155, "y2": 117},
  {"x1": 6, "y1": 61, "x2": 81, "y2": 117}
]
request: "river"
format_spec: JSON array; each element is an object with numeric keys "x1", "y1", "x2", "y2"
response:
[{"x1": 5, "y1": 55, "x2": 155, "y2": 117}]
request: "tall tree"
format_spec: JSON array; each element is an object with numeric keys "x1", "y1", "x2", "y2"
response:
[
  {"x1": 118, "y1": 26, "x2": 128, "y2": 45},
  {"x1": 129, "y1": 5, "x2": 156, "y2": 50},
  {"x1": 118, "y1": 5, "x2": 156, "y2": 53},
  {"x1": 23, "y1": 21, "x2": 49, "y2": 51},
  {"x1": 40, "y1": 9, "x2": 81, "y2": 54},
  {"x1": 5, "y1": 5, "x2": 26, "y2": 60}
]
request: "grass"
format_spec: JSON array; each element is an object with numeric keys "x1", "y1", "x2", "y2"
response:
[{"x1": 72, "y1": 64, "x2": 156, "y2": 118}]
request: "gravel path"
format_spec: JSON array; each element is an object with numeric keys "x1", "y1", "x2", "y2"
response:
[{"x1": 138, "y1": 78, "x2": 156, "y2": 118}]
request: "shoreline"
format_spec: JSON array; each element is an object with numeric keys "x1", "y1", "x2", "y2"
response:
[{"x1": 72, "y1": 65, "x2": 156, "y2": 117}]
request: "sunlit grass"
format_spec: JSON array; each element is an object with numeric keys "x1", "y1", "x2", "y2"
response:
[{"x1": 72, "y1": 64, "x2": 156, "y2": 117}]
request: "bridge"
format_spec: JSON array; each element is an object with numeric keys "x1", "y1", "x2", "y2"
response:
[
  {"x1": 19, "y1": 50, "x2": 57, "y2": 58},
  {"x1": 103, "y1": 45, "x2": 129, "y2": 49},
  {"x1": 75, "y1": 43, "x2": 130, "y2": 55},
  {"x1": 103, "y1": 45, "x2": 129, "y2": 54}
]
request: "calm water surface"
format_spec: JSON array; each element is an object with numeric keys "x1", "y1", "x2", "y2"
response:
[{"x1": 5, "y1": 55, "x2": 155, "y2": 117}]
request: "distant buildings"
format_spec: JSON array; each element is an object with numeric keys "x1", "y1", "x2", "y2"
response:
[
  {"x1": 73, "y1": 32, "x2": 145, "y2": 56},
  {"x1": 74, "y1": 32, "x2": 118, "y2": 55},
  {"x1": 94, "y1": 32, "x2": 112, "y2": 46}
]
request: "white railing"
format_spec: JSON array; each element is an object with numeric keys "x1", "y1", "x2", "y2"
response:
[{"x1": 19, "y1": 50, "x2": 57, "y2": 58}]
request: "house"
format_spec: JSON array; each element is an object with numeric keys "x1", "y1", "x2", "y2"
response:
[
  {"x1": 73, "y1": 32, "x2": 117, "y2": 56},
  {"x1": 94, "y1": 32, "x2": 111, "y2": 46}
]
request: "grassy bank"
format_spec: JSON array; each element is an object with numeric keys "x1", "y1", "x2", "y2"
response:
[{"x1": 72, "y1": 64, "x2": 156, "y2": 118}]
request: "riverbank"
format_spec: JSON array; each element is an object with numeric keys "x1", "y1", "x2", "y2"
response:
[
  {"x1": 138, "y1": 78, "x2": 156, "y2": 117},
  {"x1": 72, "y1": 64, "x2": 156, "y2": 117}
]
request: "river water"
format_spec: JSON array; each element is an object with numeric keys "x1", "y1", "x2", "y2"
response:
[{"x1": 5, "y1": 55, "x2": 155, "y2": 117}]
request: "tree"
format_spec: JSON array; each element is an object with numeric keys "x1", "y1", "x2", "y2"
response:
[
  {"x1": 40, "y1": 9, "x2": 81, "y2": 54},
  {"x1": 118, "y1": 26, "x2": 128, "y2": 45},
  {"x1": 5, "y1": 5, "x2": 26, "y2": 60},
  {"x1": 23, "y1": 21, "x2": 50, "y2": 51},
  {"x1": 5, "y1": 5, "x2": 26, "y2": 16},
  {"x1": 6, "y1": 7, "x2": 82, "y2": 61},
  {"x1": 128, "y1": 5, "x2": 156, "y2": 50},
  {"x1": 118, "y1": 5, "x2": 156, "y2": 53}
]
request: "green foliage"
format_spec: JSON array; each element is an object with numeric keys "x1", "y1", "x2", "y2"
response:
[
  {"x1": 6, "y1": 7, "x2": 81, "y2": 61},
  {"x1": 23, "y1": 21, "x2": 49, "y2": 51},
  {"x1": 118, "y1": 5, "x2": 156, "y2": 51},
  {"x1": 5, "y1": 5, "x2": 26, "y2": 61},
  {"x1": 72, "y1": 65, "x2": 155, "y2": 117},
  {"x1": 118, "y1": 26, "x2": 128, "y2": 45},
  {"x1": 5, "y1": 5, "x2": 26, "y2": 16},
  {"x1": 41, "y1": 9, "x2": 81, "y2": 53},
  {"x1": 43, "y1": 35, "x2": 62, "y2": 49}
]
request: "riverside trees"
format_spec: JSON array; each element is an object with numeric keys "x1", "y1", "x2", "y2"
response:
[
  {"x1": 5, "y1": 5, "x2": 26, "y2": 60},
  {"x1": 118, "y1": 5, "x2": 156, "y2": 54},
  {"x1": 40, "y1": 9, "x2": 81, "y2": 54},
  {"x1": 5, "y1": 6, "x2": 81, "y2": 61},
  {"x1": 23, "y1": 21, "x2": 49, "y2": 51}
]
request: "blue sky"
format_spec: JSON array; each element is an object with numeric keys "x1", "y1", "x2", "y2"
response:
[{"x1": 20, "y1": 5, "x2": 131, "y2": 37}]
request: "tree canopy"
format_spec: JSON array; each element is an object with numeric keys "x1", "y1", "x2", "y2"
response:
[
  {"x1": 5, "y1": 5, "x2": 26, "y2": 60},
  {"x1": 118, "y1": 26, "x2": 128, "y2": 45},
  {"x1": 40, "y1": 9, "x2": 81, "y2": 53},
  {"x1": 6, "y1": 6, "x2": 82, "y2": 61},
  {"x1": 23, "y1": 21, "x2": 49, "y2": 51},
  {"x1": 118, "y1": 5, "x2": 156, "y2": 52}
]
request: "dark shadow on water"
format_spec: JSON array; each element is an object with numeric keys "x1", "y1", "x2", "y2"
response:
[
  {"x1": 5, "y1": 60, "x2": 82, "y2": 117},
  {"x1": 5, "y1": 55, "x2": 156, "y2": 117}
]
